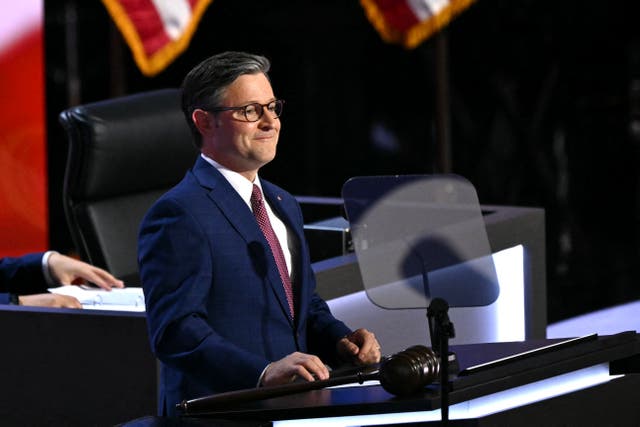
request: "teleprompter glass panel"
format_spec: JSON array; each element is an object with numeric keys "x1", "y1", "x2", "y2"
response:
[{"x1": 342, "y1": 175, "x2": 500, "y2": 309}]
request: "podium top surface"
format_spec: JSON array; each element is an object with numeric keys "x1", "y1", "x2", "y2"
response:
[{"x1": 184, "y1": 332, "x2": 640, "y2": 421}]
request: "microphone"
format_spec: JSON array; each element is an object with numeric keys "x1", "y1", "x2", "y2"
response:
[{"x1": 178, "y1": 345, "x2": 441, "y2": 414}]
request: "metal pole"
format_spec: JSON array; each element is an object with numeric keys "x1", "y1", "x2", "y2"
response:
[{"x1": 434, "y1": 30, "x2": 452, "y2": 173}]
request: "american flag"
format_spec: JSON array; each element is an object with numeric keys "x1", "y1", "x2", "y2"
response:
[
  {"x1": 360, "y1": 0, "x2": 475, "y2": 48},
  {"x1": 102, "y1": 0, "x2": 213, "y2": 76}
]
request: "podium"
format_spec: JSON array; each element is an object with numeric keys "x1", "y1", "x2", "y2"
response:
[
  {"x1": 0, "y1": 305, "x2": 156, "y2": 426},
  {"x1": 176, "y1": 332, "x2": 640, "y2": 426},
  {"x1": 0, "y1": 202, "x2": 548, "y2": 426}
]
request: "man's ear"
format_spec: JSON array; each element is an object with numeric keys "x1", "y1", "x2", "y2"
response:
[{"x1": 192, "y1": 109, "x2": 216, "y2": 136}]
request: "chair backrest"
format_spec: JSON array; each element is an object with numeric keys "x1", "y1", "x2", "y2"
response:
[{"x1": 59, "y1": 89, "x2": 198, "y2": 284}]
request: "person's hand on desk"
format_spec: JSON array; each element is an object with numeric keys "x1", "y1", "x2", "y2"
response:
[
  {"x1": 48, "y1": 253, "x2": 124, "y2": 290},
  {"x1": 261, "y1": 352, "x2": 330, "y2": 386},
  {"x1": 15, "y1": 253, "x2": 124, "y2": 308},
  {"x1": 18, "y1": 293, "x2": 82, "y2": 308},
  {"x1": 337, "y1": 328, "x2": 382, "y2": 365}
]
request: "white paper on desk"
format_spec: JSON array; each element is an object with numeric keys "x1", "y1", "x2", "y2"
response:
[
  {"x1": 48, "y1": 286, "x2": 146, "y2": 311},
  {"x1": 328, "y1": 380, "x2": 380, "y2": 389}
]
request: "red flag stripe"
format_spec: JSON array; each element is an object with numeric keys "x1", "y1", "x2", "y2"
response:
[
  {"x1": 123, "y1": 0, "x2": 171, "y2": 56},
  {"x1": 373, "y1": 0, "x2": 420, "y2": 33}
]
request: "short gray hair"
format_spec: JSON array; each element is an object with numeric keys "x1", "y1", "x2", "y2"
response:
[{"x1": 181, "y1": 51, "x2": 271, "y2": 148}]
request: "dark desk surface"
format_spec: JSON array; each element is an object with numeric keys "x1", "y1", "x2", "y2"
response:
[
  {"x1": 183, "y1": 332, "x2": 640, "y2": 422},
  {"x1": 124, "y1": 374, "x2": 640, "y2": 427}
]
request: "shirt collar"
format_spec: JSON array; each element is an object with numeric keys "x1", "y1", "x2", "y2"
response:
[{"x1": 200, "y1": 153, "x2": 262, "y2": 208}]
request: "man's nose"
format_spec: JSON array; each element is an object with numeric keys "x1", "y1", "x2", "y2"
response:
[{"x1": 258, "y1": 110, "x2": 278, "y2": 127}]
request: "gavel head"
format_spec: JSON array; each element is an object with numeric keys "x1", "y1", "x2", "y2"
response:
[{"x1": 378, "y1": 345, "x2": 440, "y2": 396}]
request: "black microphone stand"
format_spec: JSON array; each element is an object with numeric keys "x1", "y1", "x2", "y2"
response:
[{"x1": 427, "y1": 297, "x2": 456, "y2": 425}]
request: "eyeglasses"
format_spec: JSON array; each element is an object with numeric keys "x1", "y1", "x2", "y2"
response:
[{"x1": 207, "y1": 99, "x2": 285, "y2": 122}]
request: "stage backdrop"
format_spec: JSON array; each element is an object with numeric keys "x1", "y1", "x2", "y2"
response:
[{"x1": 0, "y1": 1, "x2": 47, "y2": 257}]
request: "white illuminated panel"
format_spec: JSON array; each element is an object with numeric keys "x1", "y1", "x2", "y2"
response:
[
  {"x1": 273, "y1": 364, "x2": 620, "y2": 427},
  {"x1": 492, "y1": 245, "x2": 525, "y2": 341},
  {"x1": 548, "y1": 300, "x2": 640, "y2": 338},
  {"x1": 327, "y1": 245, "x2": 525, "y2": 354}
]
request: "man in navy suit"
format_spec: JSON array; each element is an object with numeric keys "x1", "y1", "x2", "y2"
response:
[
  {"x1": 1, "y1": 251, "x2": 123, "y2": 306},
  {"x1": 138, "y1": 51, "x2": 381, "y2": 416}
]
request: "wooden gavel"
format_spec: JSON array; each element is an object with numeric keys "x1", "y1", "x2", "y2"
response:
[{"x1": 178, "y1": 345, "x2": 441, "y2": 415}]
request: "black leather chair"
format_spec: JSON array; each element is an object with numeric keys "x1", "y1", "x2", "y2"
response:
[{"x1": 59, "y1": 89, "x2": 198, "y2": 284}]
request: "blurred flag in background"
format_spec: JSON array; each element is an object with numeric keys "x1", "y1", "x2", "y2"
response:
[
  {"x1": 102, "y1": 0, "x2": 213, "y2": 76},
  {"x1": 360, "y1": 0, "x2": 476, "y2": 48}
]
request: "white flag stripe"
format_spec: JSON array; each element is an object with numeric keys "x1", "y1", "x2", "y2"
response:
[
  {"x1": 407, "y1": 0, "x2": 447, "y2": 21},
  {"x1": 150, "y1": 0, "x2": 192, "y2": 40},
  {"x1": 424, "y1": 0, "x2": 450, "y2": 14}
]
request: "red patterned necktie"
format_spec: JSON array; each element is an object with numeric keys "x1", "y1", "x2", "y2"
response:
[{"x1": 250, "y1": 184, "x2": 295, "y2": 317}]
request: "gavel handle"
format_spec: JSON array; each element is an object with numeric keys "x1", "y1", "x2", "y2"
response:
[{"x1": 178, "y1": 369, "x2": 379, "y2": 414}]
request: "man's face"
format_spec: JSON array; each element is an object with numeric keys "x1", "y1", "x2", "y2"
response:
[{"x1": 201, "y1": 72, "x2": 281, "y2": 181}]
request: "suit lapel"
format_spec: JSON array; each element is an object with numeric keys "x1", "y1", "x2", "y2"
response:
[{"x1": 192, "y1": 158, "x2": 261, "y2": 244}]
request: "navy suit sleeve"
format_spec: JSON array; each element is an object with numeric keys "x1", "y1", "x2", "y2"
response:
[
  {"x1": 0, "y1": 252, "x2": 47, "y2": 298},
  {"x1": 138, "y1": 197, "x2": 270, "y2": 391},
  {"x1": 305, "y1": 290, "x2": 351, "y2": 366}
]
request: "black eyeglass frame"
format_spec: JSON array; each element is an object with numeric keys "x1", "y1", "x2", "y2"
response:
[{"x1": 205, "y1": 99, "x2": 285, "y2": 122}]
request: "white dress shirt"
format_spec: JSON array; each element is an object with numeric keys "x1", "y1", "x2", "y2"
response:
[{"x1": 200, "y1": 154, "x2": 292, "y2": 276}]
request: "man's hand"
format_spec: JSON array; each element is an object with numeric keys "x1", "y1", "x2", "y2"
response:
[
  {"x1": 48, "y1": 253, "x2": 124, "y2": 290},
  {"x1": 337, "y1": 328, "x2": 381, "y2": 365},
  {"x1": 18, "y1": 293, "x2": 82, "y2": 308},
  {"x1": 261, "y1": 352, "x2": 330, "y2": 387}
]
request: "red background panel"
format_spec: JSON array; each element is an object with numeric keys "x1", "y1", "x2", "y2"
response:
[{"x1": 0, "y1": 24, "x2": 47, "y2": 257}]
